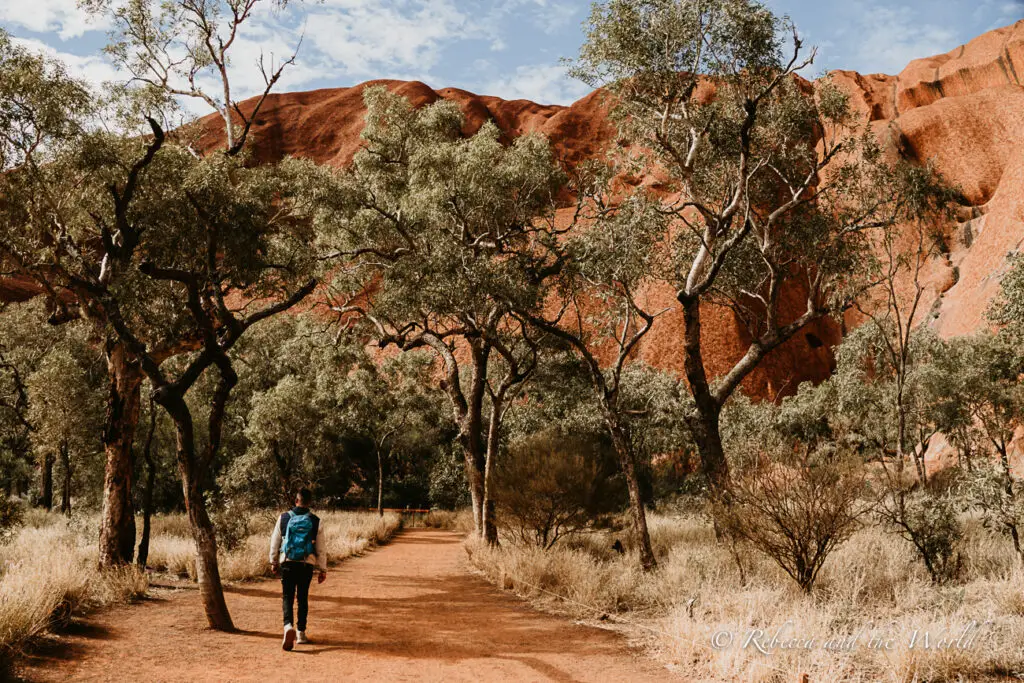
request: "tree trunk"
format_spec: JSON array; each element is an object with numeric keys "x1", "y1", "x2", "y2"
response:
[
  {"x1": 605, "y1": 412, "x2": 656, "y2": 571},
  {"x1": 137, "y1": 401, "x2": 157, "y2": 568},
  {"x1": 98, "y1": 341, "x2": 141, "y2": 567},
  {"x1": 483, "y1": 499, "x2": 498, "y2": 545},
  {"x1": 161, "y1": 391, "x2": 234, "y2": 631},
  {"x1": 456, "y1": 341, "x2": 489, "y2": 538},
  {"x1": 376, "y1": 449, "x2": 384, "y2": 517},
  {"x1": 463, "y1": 446, "x2": 486, "y2": 536},
  {"x1": 679, "y1": 296, "x2": 730, "y2": 490},
  {"x1": 482, "y1": 397, "x2": 501, "y2": 546},
  {"x1": 686, "y1": 405, "x2": 729, "y2": 492},
  {"x1": 39, "y1": 452, "x2": 54, "y2": 510},
  {"x1": 59, "y1": 443, "x2": 72, "y2": 516}
]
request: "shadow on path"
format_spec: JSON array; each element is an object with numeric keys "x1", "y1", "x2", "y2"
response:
[{"x1": 19, "y1": 529, "x2": 669, "y2": 683}]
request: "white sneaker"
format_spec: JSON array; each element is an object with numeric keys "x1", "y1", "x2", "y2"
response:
[
  {"x1": 297, "y1": 631, "x2": 309, "y2": 645},
  {"x1": 282, "y1": 624, "x2": 296, "y2": 651}
]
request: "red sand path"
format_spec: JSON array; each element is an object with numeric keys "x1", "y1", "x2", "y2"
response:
[{"x1": 20, "y1": 529, "x2": 672, "y2": 682}]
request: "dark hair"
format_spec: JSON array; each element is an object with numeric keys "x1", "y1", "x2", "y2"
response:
[{"x1": 296, "y1": 488, "x2": 313, "y2": 505}]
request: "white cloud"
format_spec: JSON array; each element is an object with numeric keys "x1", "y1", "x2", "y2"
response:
[
  {"x1": 486, "y1": 64, "x2": 589, "y2": 105},
  {"x1": 841, "y1": 5, "x2": 958, "y2": 74},
  {"x1": 302, "y1": 0, "x2": 474, "y2": 80},
  {"x1": 0, "y1": 0, "x2": 109, "y2": 40},
  {"x1": 11, "y1": 36, "x2": 121, "y2": 85}
]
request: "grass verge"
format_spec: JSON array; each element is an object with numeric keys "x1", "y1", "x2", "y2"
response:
[
  {"x1": 466, "y1": 513, "x2": 1024, "y2": 682},
  {"x1": 1, "y1": 508, "x2": 400, "y2": 676}
]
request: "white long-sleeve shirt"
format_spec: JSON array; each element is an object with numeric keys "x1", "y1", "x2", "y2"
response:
[{"x1": 269, "y1": 509, "x2": 327, "y2": 572}]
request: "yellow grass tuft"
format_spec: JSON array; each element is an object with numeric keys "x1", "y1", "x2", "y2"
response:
[
  {"x1": 0, "y1": 512, "x2": 147, "y2": 672},
  {"x1": 468, "y1": 512, "x2": 1024, "y2": 682},
  {"x1": 0, "y1": 508, "x2": 400, "y2": 674}
]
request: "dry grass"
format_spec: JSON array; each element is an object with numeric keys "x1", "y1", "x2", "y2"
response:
[
  {"x1": 423, "y1": 509, "x2": 475, "y2": 532},
  {"x1": 0, "y1": 508, "x2": 399, "y2": 674},
  {"x1": 146, "y1": 510, "x2": 402, "y2": 581},
  {"x1": 468, "y1": 512, "x2": 1024, "y2": 682},
  {"x1": 0, "y1": 512, "x2": 147, "y2": 674}
]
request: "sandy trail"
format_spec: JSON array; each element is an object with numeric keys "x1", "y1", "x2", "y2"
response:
[{"x1": 20, "y1": 529, "x2": 671, "y2": 682}]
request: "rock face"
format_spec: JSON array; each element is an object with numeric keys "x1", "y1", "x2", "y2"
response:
[
  {"x1": 9, "y1": 21, "x2": 1023, "y2": 401},
  {"x1": 192, "y1": 20, "x2": 1023, "y2": 399},
  {"x1": 831, "y1": 19, "x2": 1024, "y2": 343}
]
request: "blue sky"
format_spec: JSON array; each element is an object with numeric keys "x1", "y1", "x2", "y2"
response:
[{"x1": 2, "y1": 0, "x2": 1022, "y2": 107}]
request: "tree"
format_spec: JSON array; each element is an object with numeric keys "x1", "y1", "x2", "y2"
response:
[
  {"x1": 83, "y1": 0, "x2": 299, "y2": 152},
  {"x1": 27, "y1": 0, "x2": 313, "y2": 629},
  {"x1": 26, "y1": 348, "x2": 105, "y2": 515},
  {"x1": 945, "y1": 333, "x2": 1024, "y2": 561},
  {"x1": 322, "y1": 88, "x2": 564, "y2": 543},
  {"x1": 336, "y1": 352, "x2": 448, "y2": 516},
  {"x1": 851, "y1": 204, "x2": 956, "y2": 484},
  {"x1": 1, "y1": 27, "x2": 318, "y2": 635},
  {"x1": 0, "y1": 308, "x2": 39, "y2": 501},
  {"x1": 135, "y1": 394, "x2": 160, "y2": 567},
  {"x1": 0, "y1": 29, "x2": 142, "y2": 566},
  {"x1": 569, "y1": 0, "x2": 952, "y2": 490},
  {"x1": 831, "y1": 330, "x2": 966, "y2": 583},
  {"x1": 514, "y1": 192, "x2": 672, "y2": 570}
]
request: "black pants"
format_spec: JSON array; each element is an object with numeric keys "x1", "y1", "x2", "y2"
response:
[{"x1": 281, "y1": 562, "x2": 314, "y2": 631}]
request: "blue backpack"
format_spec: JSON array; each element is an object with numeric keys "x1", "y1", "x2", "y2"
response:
[{"x1": 280, "y1": 511, "x2": 318, "y2": 562}]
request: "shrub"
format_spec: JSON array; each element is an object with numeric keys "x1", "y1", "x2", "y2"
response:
[
  {"x1": 493, "y1": 432, "x2": 624, "y2": 549},
  {"x1": 878, "y1": 483, "x2": 964, "y2": 584},
  {"x1": 0, "y1": 497, "x2": 23, "y2": 543},
  {"x1": 428, "y1": 443, "x2": 470, "y2": 510},
  {"x1": 962, "y1": 464, "x2": 1024, "y2": 561},
  {"x1": 423, "y1": 509, "x2": 474, "y2": 532},
  {"x1": 717, "y1": 453, "x2": 868, "y2": 593}
]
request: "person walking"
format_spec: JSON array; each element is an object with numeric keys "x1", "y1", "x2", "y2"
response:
[{"x1": 270, "y1": 487, "x2": 327, "y2": 651}]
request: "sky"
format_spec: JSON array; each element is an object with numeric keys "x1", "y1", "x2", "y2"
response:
[{"x1": 1, "y1": 0, "x2": 1022, "y2": 109}]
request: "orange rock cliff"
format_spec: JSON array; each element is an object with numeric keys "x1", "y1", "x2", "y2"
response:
[{"x1": 6, "y1": 20, "x2": 1023, "y2": 401}]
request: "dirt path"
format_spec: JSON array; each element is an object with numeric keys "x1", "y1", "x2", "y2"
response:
[{"x1": 20, "y1": 529, "x2": 672, "y2": 682}]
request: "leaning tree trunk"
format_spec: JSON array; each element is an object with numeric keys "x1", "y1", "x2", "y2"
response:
[
  {"x1": 137, "y1": 401, "x2": 157, "y2": 568},
  {"x1": 59, "y1": 443, "x2": 72, "y2": 516},
  {"x1": 680, "y1": 297, "x2": 730, "y2": 491},
  {"x1": 38, "y1": 452, "x2": 54, "y2": 510},
  {"x1": 98, "y1": 341, "x2": 142, "y2": 567},
  {"x1": 686, "y1": 405, "x2": 729, "y2": 491},
  {"x1": 162, "y1": 393, "x2": 234, "y2": 631},
  {"x1": 605, "y1": 412, "x2": 657, "y2": 571}
]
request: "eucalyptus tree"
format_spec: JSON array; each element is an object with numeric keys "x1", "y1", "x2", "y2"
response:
[
  {"x1": 569, "y1": 0, "x2": 952, "y2": 489},
  {"x1": 944, "y1": 333, "x2": 1024, "y2": 561},
  {"x1": 337, "y1": 352, "x2": 448, "y2": 516},
  {"x1": 323, "y1": 88, "x2": 563, "y2": 543},
  {"x1": 1, "y1": 2, "x2": 315, "y2": 628},
  {"x1": 0, "y1": 30, "x2": 147, "y2": 564},
  {"x1": 83, "y1": 0, "x2": 300, "y2": 151},
  {"x1": 513, "y1": 193, "x2": 673, "y2": 570},
  {"x1": 26, "y1": 347, "x2": 105, "y2": 515},
  {"x1": 0, "y1": 304, "x2": 42, "y2": 499},
  {"x1": 234, "y1": 373, "x2": 341, "y2": 505}
]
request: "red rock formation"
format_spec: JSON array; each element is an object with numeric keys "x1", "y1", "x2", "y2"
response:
[{"x1": 7, "y1": 21, "x2": 1023, "y2": 402}]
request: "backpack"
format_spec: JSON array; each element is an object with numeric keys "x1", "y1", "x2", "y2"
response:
[{"x1": 280, "y1": 511, "x2": 319, "y2": 562}]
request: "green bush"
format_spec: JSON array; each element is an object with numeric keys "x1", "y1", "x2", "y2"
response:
[
  {"x1": 494, "y1": 432, "x2": 625, "y2": 549},
  {"x1": 0, "y1": 497, "x2": 23, "y2": 543}
]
